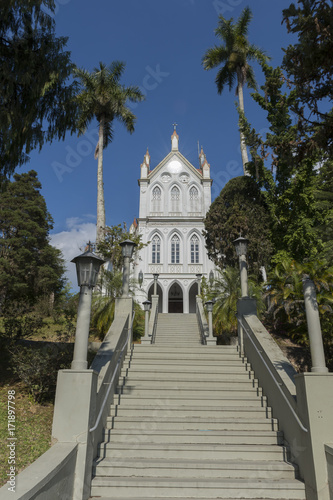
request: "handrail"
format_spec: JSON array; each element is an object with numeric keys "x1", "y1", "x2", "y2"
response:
[
  {"x1": 89, "y1": 311, "x2": 135, "y2": 433},
  {"x1": 239, "y1": 317, "x2": 308, "y2": 433},
  {"x1": 196, "y1": 298, "x2": 208, "y2": 345},
  {"x1": 151, "y1": 302, "x2": 158, "y2": 344}
]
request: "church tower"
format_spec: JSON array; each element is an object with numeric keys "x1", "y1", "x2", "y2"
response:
[{"x1": 132, "y1": 127, "x2": 215, "y2": 313}]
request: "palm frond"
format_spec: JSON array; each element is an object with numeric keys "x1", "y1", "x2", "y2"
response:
[{"x1": 236, "y1": 6, "x2": 252, "y2": 39}]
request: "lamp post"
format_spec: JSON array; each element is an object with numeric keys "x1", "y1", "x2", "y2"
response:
[
  {"x1": 71, "y1": 246, "x2": 105, "y2": 370},
  {"x1": 120, "y1": 239, "x2": 136, "y2": 297},
  {"x1": 153, "y1": 273, "x2": 159, "y2": 295},
  {"x1": 196, "y1": 273, "x2": 202, "y2": 295},
  {"x1": 205, "y1": 300, "x2": 214, "y2": 340},
  {"x1": 233, "y1": 236, "x2": 249, "y2": 297},
  {"x1": 138, "y1": 270, "x2": 143, "y2": 288},
  {"x1": 143, "y1": 300, "x2": 151, "y2": 340}
]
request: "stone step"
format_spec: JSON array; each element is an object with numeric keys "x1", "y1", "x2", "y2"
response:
[
  {"x1": 109, "y1": 405, "x2": 273, "y2": 418},
  {"x1": 106, "y1": 416, "x2": 279, "y2": 431},
  {"x1": 120, "y1": 368, "x2": 255, "y2": 378},
  {"x1": 133, "y1": 345, "x2": 237, "y2": 352},
  {"x1": 114, "y1": 394, "x2": 267, "y2": 407},
  {"x1": 118, "y1": 379, "x2": 259, "y2": 389},
  {"x1": 93, "y1": 457, "x2": 296, "y2": 480},
  {"x1": 127, "y1": 352, "x2": 242, "y2": 361},
  {"x1": 124, "y1": 358, "x2": 251, "y2": 373},
  {"x1": 90, "y1": 477, "x2": 305, "y2": 499},
  {"x1": 154, "y1": 342, "x2": 202, "y2": 346},
  {"x1": 101, "y1": 429, "x2": 283, "y2": 445},
  {"x1": 96, "y1": 442, "x2": 287, "y2": 461},
  {"x1": 115, "y1": 387, "x2": 263, "y2": 398}
]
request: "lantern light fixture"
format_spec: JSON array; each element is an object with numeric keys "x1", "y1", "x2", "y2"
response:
[
  {"x1": 120, "y1": 239, "x2": 136, "y2": 259},
  {"x1": 71, "y1": 244, "x2": 105, "y2": 288},
  {"x1": 143, "y1": 300, "x2": 152, "y2": 312},
  {"x1": 233, "y1": 236, "x2": 249, "y2": 257},
  {"x1": 138, "y1": 270, "x2": 144, "y2": 288}
]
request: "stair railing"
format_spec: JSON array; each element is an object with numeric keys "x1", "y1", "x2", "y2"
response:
[
  {"x1": 149, "y1": 295, "x2": 159, "y2": 344},
  {"x1": 89, "y1": 310, "x2": 135, "y2": 435},
  {"x1": 196, "y1": 296, "x2": 209, "y2": 344},
  {"x1": 239, "y1": 316, "x2": 308, "y2": 433}
]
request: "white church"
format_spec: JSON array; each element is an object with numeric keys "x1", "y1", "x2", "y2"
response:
[{"x1": 131, "y1": 127, "x2": 215, "y2": 313}]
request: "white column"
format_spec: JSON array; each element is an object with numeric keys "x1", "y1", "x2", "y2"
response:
[
  {"x1": 71, "y1": 285, "x2": 92, "y2": 370},
  {"x1": 303, "y1": 277, "x2": 328, "y2": 373}
]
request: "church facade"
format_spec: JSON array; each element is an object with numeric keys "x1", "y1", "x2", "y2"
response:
[{"x1": 131, "y1": 128, "x2": 215, "y2": 313}]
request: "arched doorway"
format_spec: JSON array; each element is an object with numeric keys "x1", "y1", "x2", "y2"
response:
[
  {"x1": 148, "y1": 284, "x2": 163, "y2": 313},
  {"x1": 188, "y1": 282, "x2": 198, "y2": 313},
  {"x1": 168, "y1": 282, "x2": 183, "y2": 313}
]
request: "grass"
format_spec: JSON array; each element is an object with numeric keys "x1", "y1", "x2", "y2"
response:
[{"x1": 0, "y1": 382, "x2": 54, "y2": 488}]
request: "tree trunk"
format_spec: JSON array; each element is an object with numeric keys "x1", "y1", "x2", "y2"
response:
[
  {"x1": 96, "y1": 118, "x2": 106, "y2": 245},
  {"x1": 237, "y1": 80, "x2": 250, "y2": 176}
]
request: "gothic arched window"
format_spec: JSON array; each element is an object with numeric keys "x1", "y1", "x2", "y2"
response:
[
  {"x1": 171, "y1": 234, "x2": 180, "y2": 264},
  {"x1": 189, "y1": 186, "x2": 199, "y2": 213},
  {"x1": 170, "y1": 186, "x2": 180, "y2": 212},
  {"x1": 152, "y1": 235, "x2": 161, "y2": 264},
  {"x1": 151, "y1": 186, "x2": 161, "y2": 213},
  {"x1": 190, "y1": 234, "x2": 200, "y2": 264}
]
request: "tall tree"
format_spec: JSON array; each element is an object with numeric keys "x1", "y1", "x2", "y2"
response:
[
  {"x1": 239, "y1": 63, "x2": 324, "y2": 262},
  {"x1": 74, "y1": 62, "x2": 144, "y2": 244},
  {"x1": 282, "y1": 0, "x2": 333, "y2": 154},
  {"x1": 202, "y1": 6, "x2": 268, "y2": 174},
  {"x1": 0, "y1": 171, "x2": 65, "y2": 310},
  {"x1": 0, "y1": 0, "x2": 78, "y2": 180},
  {"x1": 203, "y1": 176, "x2": 273, "y2": 279}
]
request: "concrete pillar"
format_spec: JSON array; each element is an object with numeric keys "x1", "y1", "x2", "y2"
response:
[
  {"x1": 122, "y1": 256, "x2": 130, "y2": 296},
  {"x1": 295, "y1": 373, "x2": 333, "y2": 500},
  {"x1": 237, "y1": 297, "x2": 257, "y2": 355},
  {"x1": 303, "y1": 277, "x2": 328, "y2": 373},
  {"x1": 52, "y1": 369, "x2": 98, "y2": 500},
  {"x1": 239, "y1": 254, "x2": 248, "y2": 297},
  {"x1": 71, "y1": 285, "x2": 92, "y2": 370}
]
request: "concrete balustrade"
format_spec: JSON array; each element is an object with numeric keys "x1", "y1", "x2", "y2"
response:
[
  {"x1": 238, "y1": 298, "x2": 333, "y2": 500},
  {"x1": 0, "y1": 297, "x2": 133, "y2": 500}
]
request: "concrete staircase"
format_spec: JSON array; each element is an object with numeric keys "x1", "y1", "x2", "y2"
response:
[{"x1": 90, "y1": 313, "x2": 306, "y2": 500}]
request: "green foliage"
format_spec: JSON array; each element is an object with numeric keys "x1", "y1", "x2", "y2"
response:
[
  {"x1": 264, "y1": 256, "x2": 333, "y2": 368},
  {"x1": 9, "y1": 342, "x2": 73, "y2": 403},
  {"x1": 90, "y1": 223, "x2": 146, "y2": 340},
  {"x1": 203, "y1": 176, "x2": 273, "y2": 279},
  {"x1": 74, "y1": 62, "x2": 145, "y2": 243},
  {"x1": 74, "y1": 61, "x2": 145, "y2": 148},
  {"x1": 202, "y1": 7, "x2": 267, "y2": 93},
  {"x1": 0, "y1": 171, "x2": 66, "y2": 311},
  {"x1": 97, "y1": 223, "x2": 146, "y2": 272},
  {"x1": 239, "y1": 63, "x2": 324, "y2": 261},
  {"x1": 315, "y1": 160, "x2": 333, "y2": 265},
  {"x1": 0, "y1": 0, "x2": 78, "y2": 179},
  {"x1": 91, "y1": 294, "x2": 116, "y2": 340},
  {"x1": 202, "y1": 6, "x2": 268, "y2": 173},
  {"x1": 133, "y1": 301, "x2": 145, "y2": 342},
  {"x1": 201, "y1": 266, "x2": 265, "y2": 341},
  {"x1": 282, "y1": 0, "x2": 333, "y2": 154}
]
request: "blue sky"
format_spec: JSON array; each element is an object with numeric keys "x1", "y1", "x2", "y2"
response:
[{"x1": 22, "y1": 0, "x2": 296, "y2": 287}]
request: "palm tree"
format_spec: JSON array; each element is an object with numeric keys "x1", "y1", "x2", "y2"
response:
[
  {"x1": 202, "y1": 7, "x2": 268, "y2": 175},
  {"x1": 74, "y1": 62, "x2": 144, "y2": 244}
]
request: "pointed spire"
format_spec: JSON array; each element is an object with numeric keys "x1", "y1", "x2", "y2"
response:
[
  {"x1": 140, "y1": 148, "x2": 150, "y2": 178},
  {"x1": 171, "y1": 123, "x2": 179, "y2": 151},
  {"x1": 199, "y1": 146, "x2": 210, "y2": 178},
  {"x1": 144, "y1": 147, "x2": 150, "y2": 167}
]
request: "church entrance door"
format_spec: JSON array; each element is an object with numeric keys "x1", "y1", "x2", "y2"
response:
[{"x1": 168, "y1": 282, "x2": 183, "y2": 313}]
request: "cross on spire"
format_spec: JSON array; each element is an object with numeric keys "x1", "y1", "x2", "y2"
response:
[{"x1": 172, "y1": 122, "x2": 178, "y2": 131}]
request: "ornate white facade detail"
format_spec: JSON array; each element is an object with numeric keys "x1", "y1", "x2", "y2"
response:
[{"x1": 131, "y1": 129, "x2": 214, "y2": 313}]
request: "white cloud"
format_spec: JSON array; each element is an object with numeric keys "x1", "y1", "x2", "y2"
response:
[{"x1": 50, "y1": 217, "x2": 96, "y2": 290}]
